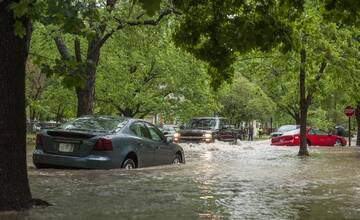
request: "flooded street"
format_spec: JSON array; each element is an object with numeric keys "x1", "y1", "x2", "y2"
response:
[{"x1": 3, "y1": 140, "x2": 360, "y2": 220}]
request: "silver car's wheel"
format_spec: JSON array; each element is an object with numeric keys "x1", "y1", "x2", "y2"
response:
[
  {"x1": 172, "y1": 155, "x2": 182, "y2": 164},
  {"x1": 122, "y1": 159, "x2": 136, "y2": 170}
]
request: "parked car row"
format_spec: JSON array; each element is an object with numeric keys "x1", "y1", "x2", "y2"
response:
[
  {"x1": 32, "y1": 116, "x2": 241, "y2": 170},
  {"x1": 33, "y1": 116, "x2": 346, "y2": 170}
]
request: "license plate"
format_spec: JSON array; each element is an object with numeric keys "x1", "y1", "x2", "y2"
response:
[{"x1": 58, "y1": 143, "x2": 74, "y2": 152}]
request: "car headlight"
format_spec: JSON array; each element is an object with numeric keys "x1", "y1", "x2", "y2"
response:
[
  {"x1": 173, "y1": 132, "x2": 180, "y2": 138},
  {"x1": 203, "y1": 133, "x2": 212, "y2": 139}
]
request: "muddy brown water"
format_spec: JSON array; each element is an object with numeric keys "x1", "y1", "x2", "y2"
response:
[{"x1": 2, "y1": 141, "x2": 360, "y2": 220}]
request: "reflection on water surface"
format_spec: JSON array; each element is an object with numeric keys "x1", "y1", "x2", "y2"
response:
[{"x1": 2, "y1": 141, "x2": 360, "y2": 220}]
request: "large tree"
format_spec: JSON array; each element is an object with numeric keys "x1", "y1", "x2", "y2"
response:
[
  {"x1": 0, "y1": 0, "x2": 33, "y2": 211},
  {"x1": 322, "y1": 0, "x2": 360, "y2": 145},
  {"x1": 219, "y1": 74, "x2": 275, "y2": 125},
  {"x1": 0, "y1": 0, "x2": 165, "y2": 211},
  {"x1": 96, "y1": 23, "x2": 219, "y2": 120},
  {"x1": 237, "y1": 52, "x2": 301, "y2": 124},
  {"x1": 173, "y1": 0, "x2": 355, "y2": 155},
  {"x1": 39, "y1": 0, "x2": 178, "y2": 117},
  {"x1": 326, "y1": 27, "x2": 360, "y2": 145},
  {"x1": 172, "y1": 0, "x2": 310, "y2": 154}
]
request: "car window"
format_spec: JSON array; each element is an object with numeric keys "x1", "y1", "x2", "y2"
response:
[
  {"x1": 146, "y1": 124, "x2": 164, "y2": 142},
  {"x1": 187, "y1": 119, "x2": 216, "y2": 130},
  {"x1": 308, "y1": 129, "x2": 316, "y2": 135},
  {"x1": 316, "y1": 129, "x2": 327, "y2": 135},
  {"x1": 308, "y1": 129, "x2": 326, "y2": 135},
  {"x1": 164, "y1": 126, "x2": 175, "y2": 132},
  {"x1": 59, "y1": 116, "x2": 127, "y2": 132},
  {"x1": 130, "y1": 122, "x2": 149, "y2": 138},
  {"x1": 283, "y1": 129, "x2": 300, "y2": 135}
]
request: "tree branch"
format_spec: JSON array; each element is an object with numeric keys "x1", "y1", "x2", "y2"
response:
[
  {"x1": 306, "y1": 61, "x2": 327, "y2": 105},
  {"x1": 138, "y1": 110, "x2": 151, "y2": 119},
  {"x1": 133, "y1": 103, "x2": 143, "y2": 116},
  {"x1": 315, "y1": 61, "x2": 327, "y2": 81},
  {"x1": 99, "y1": 7, "x2": 180, "y2": 47},
  {"x1": 96, "y1": 97, "x2": 126, "y2": 116},
  {"x1": 106, "y1": 0, "x2": 117, "y2": 11},
  {"x1": 54, "y1": 36, "x2": 71, "y2": 60},
  {"x1": 143, "y1": 60, "x2": 157, "y2": 84},
  {"x1": 74, "y1": 37, "x2": 82, "y2": 62}
]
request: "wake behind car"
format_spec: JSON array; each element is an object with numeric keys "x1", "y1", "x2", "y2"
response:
[
  {"x1": 271, "y1": 127, "x2": 347, "y2": 147},
  {"x1": 33, "y1": 116, "x2": 185, "y2": 169},
  {"x1": 173, "y1": 117, "x2": 237, "y2": 143}
]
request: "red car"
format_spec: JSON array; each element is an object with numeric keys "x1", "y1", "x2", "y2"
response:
[{"x1": 271, "y1": 128, "x2": 347, "y2": 147}]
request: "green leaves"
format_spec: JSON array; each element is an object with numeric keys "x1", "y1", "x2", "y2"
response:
[
  {"x1": 95, "y1": 22, "x2": 218, "y2": 120},
  {"x1": 322, "y1": 0, "x2": 360, "y2": 26},
  {"x1": 14, "y1": 20, "x2": 27, "y2": 37},
  {"x1": 137, "y1": 0, "x2": 161, "y2": 16},
  {"x1": 11, "y1": 0, "x2": 32, "y2": 17},
  {"x1": 219, "y1": 74, "x2": 276, "y2": 123},
  {"x1": 41, "y1": 0, "x2": 86, "y2": 35},
  {"x1": 173, "y1": 0, "x2": 305, "y2": 87},
  {"x1": 10, "y1": 0, "x2": 45, "y2": 37}
]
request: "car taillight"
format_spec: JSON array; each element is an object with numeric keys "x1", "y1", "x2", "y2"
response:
[
  {"x1": 294, "y1": 135, "x2": 300, "y2": 140},
  {"x1": 94, "y1": 138, "x2": 113, "y2": 151},
  {"x1": 36, "y1": 134, "x2": 43, "y2": 146}
]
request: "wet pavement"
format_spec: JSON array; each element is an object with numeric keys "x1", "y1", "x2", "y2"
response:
[{"x1": 2, "y1": 140, "x2": 360, "y2": 220}]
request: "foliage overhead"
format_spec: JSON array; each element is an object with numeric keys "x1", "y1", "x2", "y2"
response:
[
  {"x1": 218, "y1": 74, "x2": 275, "y2": 123},
  {"x1": 172, "y1": 0, "x2": 305, "y2": 87},
  {"x1": 322, "y1": 0, "x2": 360, "y2": 26},
  {"x1": 95, "y1": 22, "x2": 219, "y2": 121}
]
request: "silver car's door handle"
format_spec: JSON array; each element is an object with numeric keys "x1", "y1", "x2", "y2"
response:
[
  {"x1": 155, "y1": 146, "x2": 160, "y2": 150},
  {"x1": 137, "y1": 142, "x2": 144, "y2": 146}
]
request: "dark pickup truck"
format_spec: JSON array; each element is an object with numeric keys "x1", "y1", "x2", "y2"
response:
[{"x1": 173, "y1": 117, "x2": 238, "y2": 144}]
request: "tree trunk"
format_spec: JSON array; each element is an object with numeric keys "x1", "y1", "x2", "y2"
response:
[
  {"x1": 76, "y1": 85, "x2": 94, "y2": 116},
  {"x1": 294, "y1": 113, "x2": 301, "y2": 125},
  {"x1": 0, "y1": 1, "x2": 33, "y2": 211},
  {"x1": 30, "y1": 107, "x2": 36, "y2": 121},
  {"x1": 76, "y1": 42, "x2": 100, "y2": 117},
  {"x1": 356, "y1": 102, "x2": 360, "y2": 147},
  {"x1": 118, "y1": 108, "x2": 136, "y2": 118},
  {"x1": 298, "y1": 49, "x2": 309, "y2": 156}
]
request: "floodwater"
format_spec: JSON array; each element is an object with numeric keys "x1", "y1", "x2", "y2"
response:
[{"x1": 2, "y1": 140, "x2": 360, "y2": 220}]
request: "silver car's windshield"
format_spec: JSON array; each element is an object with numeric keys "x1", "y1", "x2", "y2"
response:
[{"x1": 59, "y1": 116, "x2": 127, "y2": 132}]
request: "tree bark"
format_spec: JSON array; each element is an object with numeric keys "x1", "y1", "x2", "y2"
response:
[
  {"x1": 356, "y1": 102, "x2": 360, "y2": 146},
  {"x1": 0, "y1": 1, "x2": 33, "y2": 211},
  {"x1": 298, "y1": 49, "x2": 309, "y2": 156},
  {"x1": 295, "y1": 114, "x2": 301, "y2": 125},
  {"x1": 76, "y1": 41, "x2": 100, "y2": 117}
]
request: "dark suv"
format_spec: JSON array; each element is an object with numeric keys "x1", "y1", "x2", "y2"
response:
[{"x1": 173, "y1": 117, "x2": 237, "y2": 143}]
